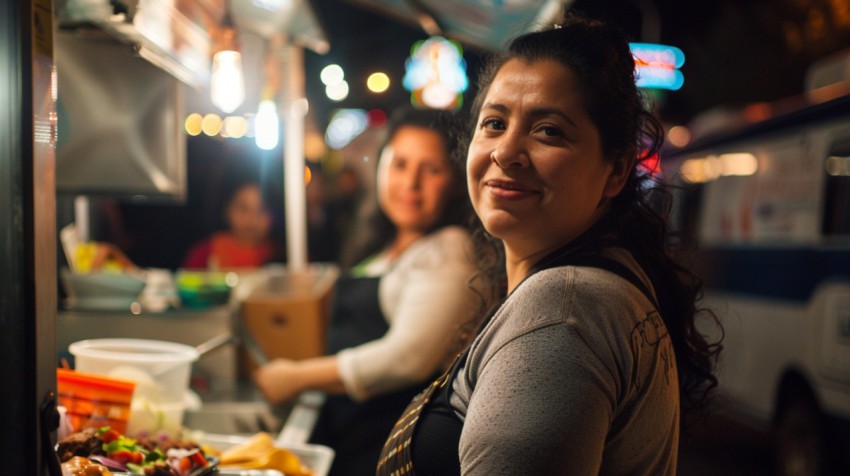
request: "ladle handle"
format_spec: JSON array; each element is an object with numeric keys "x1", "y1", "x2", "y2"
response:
[
  {"x1": 195, "y1": 333, "x2": 236, "y2": 357},
  {"x1": 150, "y1": 334, "x2": 236, "y2": 377}
]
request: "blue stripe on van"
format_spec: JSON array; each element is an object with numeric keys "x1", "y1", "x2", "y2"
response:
[{"x1": 694, "y1": 247, "x2": 850, "y2": 301}]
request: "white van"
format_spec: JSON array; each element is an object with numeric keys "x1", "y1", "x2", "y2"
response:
[{"x1": 664, "y1": 51, "x2": 850, "y2": 475}]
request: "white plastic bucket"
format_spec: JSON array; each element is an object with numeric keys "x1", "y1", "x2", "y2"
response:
[{"x1": 69, "y1": 338, "x2": 199, "y2": 435}]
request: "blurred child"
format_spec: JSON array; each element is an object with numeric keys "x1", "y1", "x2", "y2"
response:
[{"x1": 182, "y1": 181, "x2": 279, "y2": 269}]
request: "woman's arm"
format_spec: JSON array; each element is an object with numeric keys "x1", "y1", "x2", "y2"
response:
[
  {"x1": 253, "y1": 355, "x2": 347, "y2": 404},
  {"x1": 459, "y1": 324, "x2": 616, "y2": 475},
  {"x1": 337, "y1": 228, "x2": 481, "y2": 400},
  {"x1": 255, "y1": 228, "x2": 480, "y2": 403},
  {"x1": 253, "y1": 256, "x2": 478, "y2": 404}
]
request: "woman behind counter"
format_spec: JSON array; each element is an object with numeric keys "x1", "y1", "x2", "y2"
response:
[
  {"x1": 182, "y1": 180, "x2": 279, "y2": 269},
  {"x1": 254, "y1": 108, "x2": 485, "y2": 476},
  {"x1": 377, "y1": 14, "x2": 722, "y2": 476}
]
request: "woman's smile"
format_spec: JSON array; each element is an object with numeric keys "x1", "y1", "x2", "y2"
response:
[
  {"x1": 392, "y1": 194, "x2": 423, "y2": 206},
  {"x1": 484, "y1": 179, "x2": 538, "y2": 200}
]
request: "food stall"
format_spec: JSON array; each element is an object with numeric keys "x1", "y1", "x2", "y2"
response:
[
  {"x1": 46, "y1": 0, "x2": 342, "y2": 473},
  {"x1": 1, "y1": 0, "x2": 561, "y2": 474}
]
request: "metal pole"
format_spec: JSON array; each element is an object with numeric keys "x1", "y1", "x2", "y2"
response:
[{"x1": 279, "y1": 43, "x2": 308, "y2": 272}]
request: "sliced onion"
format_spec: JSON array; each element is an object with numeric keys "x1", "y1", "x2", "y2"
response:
[
  {"x1": 166, "y1": 448, "x2": 205, "y2": 476},
  {"x1": 88, "y1": 455, "x2": 129, "y2": 472}
]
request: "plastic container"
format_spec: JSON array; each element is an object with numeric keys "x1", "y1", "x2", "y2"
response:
[
  {"x1": 56, "y1": 368, "x2": 136, "y2": 434},
  {"x1": 60, "y1": 267, "x2": 147, "y2": 311},
  {"x1": 69, "y1": 338, "x2": 199, "y2": 435},
  {"x1": 175, "y1": 270, "x2": 235, "y2": 307}
]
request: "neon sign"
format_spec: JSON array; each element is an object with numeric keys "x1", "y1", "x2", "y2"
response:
[
  {"x1": 403, "y1": 36, "x2": 468, "y2": 109},
  {"x1": 629, "y1": 43, "x2": 685, "y2": 90}
]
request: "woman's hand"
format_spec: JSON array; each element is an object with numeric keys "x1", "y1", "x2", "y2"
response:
[
  {"x1": 253, "y1": 359, "x2": 304, "y2": 404},
  {"x1": 253, "y1": 355, "x2": 346, "y2": 404}
]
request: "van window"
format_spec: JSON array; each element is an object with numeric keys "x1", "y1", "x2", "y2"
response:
[{"x1": 822, "y1": 138, "x2": 850, "y2": 236}]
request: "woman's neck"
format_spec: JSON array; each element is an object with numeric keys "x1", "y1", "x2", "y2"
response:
[
  {"x1": 503, "y1": 236, "x2": 581, "y2": 293},
  {"x1": 504, "y1": 247, "x2": 546, "y2": 293},
  {"x1": 503, "y1": 212, "x2": 614, "y2": 292}
]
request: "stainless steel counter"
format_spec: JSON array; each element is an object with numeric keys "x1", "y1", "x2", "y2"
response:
[
  {"x1": 56, "y1": 264, "x2": 340, "y2": 441},
  {"x1": 57, "y1": 306, "x2": 237, "y2": 383}
]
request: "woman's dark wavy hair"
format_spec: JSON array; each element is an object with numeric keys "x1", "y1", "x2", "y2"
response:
[
  {"x1": 466, "y1": 13, "x2": 722, "y2": 424},
  {"x1": 339, "y1": 107, "x2": 471, "y2": 269}
]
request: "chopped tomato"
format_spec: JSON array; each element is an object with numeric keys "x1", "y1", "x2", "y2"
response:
[
  {"x1": 109, "y1": 449, "x2": 145, "y2": 465},
  {"x1": 99, "y1": 428, "x2": 121, "y2": 444},
  {"x1": 109, "y1": 450, "x2": 133, "y2": 464},
  {"x1": 188, "y1": 451, "x2": 208, "y2": 467},
  {"x1": 178, "y1": 456, "x2": 192, "y2": 472}
]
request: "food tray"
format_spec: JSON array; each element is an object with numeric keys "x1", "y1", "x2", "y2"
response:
[
  {"x1": 86, "y1": 456, "x2": 218, "y2": 476},
  {"x1": 198, "y1": 433, "x2": 334, "y2": 476}
]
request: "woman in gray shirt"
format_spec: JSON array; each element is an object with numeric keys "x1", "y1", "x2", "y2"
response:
[{"x1": 377, "y1": 13, "x2": 722, "y2": 476}]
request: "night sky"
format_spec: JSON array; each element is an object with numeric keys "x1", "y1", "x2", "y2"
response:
[
  {"x1": 114, "y1": 0, "x2": 850, "y2": 269},
  {"x1": 304, "y1": 0, "x2": 850, "y2": 126}
]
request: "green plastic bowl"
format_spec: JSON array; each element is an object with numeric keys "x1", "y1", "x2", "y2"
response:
[{"x1": 175, "y1": 271, "x2": 234, "y2": 308}]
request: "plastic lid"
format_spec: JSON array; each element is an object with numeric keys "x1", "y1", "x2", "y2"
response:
[{"x1": 69, "y1": 338, "x2": 199, "y2": 363}]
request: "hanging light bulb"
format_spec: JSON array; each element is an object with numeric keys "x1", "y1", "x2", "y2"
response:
[
  {"x1": 255, "y1": 99, "x2": 279, "y2": 150},
  {"x1": 210, "y1": 1, "x2": 245, "y2": 113}
]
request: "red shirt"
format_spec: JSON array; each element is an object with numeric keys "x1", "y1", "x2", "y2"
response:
[{"x1": 182, "y1": 232, "x2": 276, "y2": 269}]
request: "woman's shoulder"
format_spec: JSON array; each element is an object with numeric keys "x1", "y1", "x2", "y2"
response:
[
  {"x1": 530, "y1": 248, "x2": 647, "y2": 288},
  {"x1": 514, "y1": 251, "x2": 654, "y2": 323},
  {"x1": 473, "y1": 256, "x2": 655, "y2": 374},
  {"x1": 426, "y1": 225, "x2": 473, "y2": 244},
  {"x1": 426, "y1": 225, "x2": 474, "y2": 252},
  {"x1": 401, "y1": 226, "x2": 474, "y2": 267},
  {"x1": 182, "y1": 235, "x2": 216, "y2": 268}
]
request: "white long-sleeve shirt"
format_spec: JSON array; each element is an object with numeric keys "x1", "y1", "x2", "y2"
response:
[{"x1": 336, "y1": 226, "x2": 481, "y2": 401}]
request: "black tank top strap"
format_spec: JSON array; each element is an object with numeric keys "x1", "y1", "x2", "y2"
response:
[{"x1": 555, "y1": 254, "x2": 658, "y2": 308}]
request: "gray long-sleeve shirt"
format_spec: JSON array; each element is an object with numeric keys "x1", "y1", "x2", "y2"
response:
[{"x1": 449, "y1": 248, "x2": 679, "y2": 475}]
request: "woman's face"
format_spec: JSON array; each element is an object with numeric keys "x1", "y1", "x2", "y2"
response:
[
  {"x1": 467, "y1": 58, "x2": 627, "y2": 258},
  {"x1": 378, "y1": 125, "x2": 455, "y2": 235},
  {"x1": 227, "y1": 184, "x2": 272, "y2": 245}
]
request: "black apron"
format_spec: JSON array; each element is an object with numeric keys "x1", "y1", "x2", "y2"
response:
[{"x1": 310, "y1": 275, "x2": 432, "y2": 476}]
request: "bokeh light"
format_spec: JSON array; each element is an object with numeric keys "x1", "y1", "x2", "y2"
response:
[
  {"x1": 325, "y1": 109, "x2": 368, "y2": 149},
  {"x1": 667, "y1": 125, "x2": 691, "y2": 148},
  {"x1": 320, "y1": 64, "x2": 345, "y2": 86},
  {"x1": 184, "y1": 113, "x2": 203, "y2": 136},
  {"x1": 255, "y1": 100, "x2": 279, "y2": 150},
  {"x1": 326, "y1": 80, "x2": 349, "y2": 102},
  {"x1": 367, "y1": 72, "x2": 390, "y2": 93},
  {"x1": 224, "y1": 116, "x2": 248, "y2": 138},
  {"x1": 367, "y1": 109, "x2": 387, "y2": 128},
  {"x1": 305, "y1": 131, "x2": 327, "y2": 162},
  {"x1": 201, "y1": 113, "x2": 222, "y2": 136}
]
